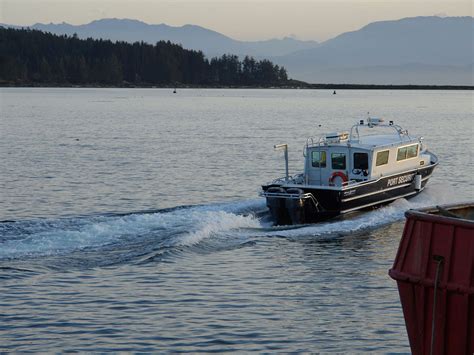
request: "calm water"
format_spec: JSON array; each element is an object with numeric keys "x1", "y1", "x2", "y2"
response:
[{"x1": 0, "y1": 88, "x2": 472, "y2": 352}]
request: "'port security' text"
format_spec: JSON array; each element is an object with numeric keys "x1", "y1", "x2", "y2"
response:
[{"x1": 387, "y1": 174, "x2": 415, "y2": 187}]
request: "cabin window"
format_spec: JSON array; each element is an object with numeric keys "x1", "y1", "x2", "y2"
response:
[
  {"x1": 397, "y1": 144, "x2": 418, "y2": 161},
  {"x1": 311, "y1": 151, "x2": 327, "y2": 168},
  {"x1": 331, "y1": 153, "x2": 346, "y2": 170},
  {"x1": 376, "y1": 150, "x2": 389, "y2": 166},
  {"x1": 353, "y1": 153, "x2": 369, "y2": 170},
  {"x1": 407, "y1": 144, "x2": 418, "y2": 159}
]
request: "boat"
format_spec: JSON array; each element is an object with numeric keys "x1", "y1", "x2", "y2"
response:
[
  {"x1": 261, "y1": 117, "x2": 439, "y2": 225},
  {"x1": 389, "y1": 203, "x2": 474, "y2": 355}
]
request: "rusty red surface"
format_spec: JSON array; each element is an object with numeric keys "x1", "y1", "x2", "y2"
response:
[{"x1": 389, "y1": 203, "x2": 474, "y2": 355}]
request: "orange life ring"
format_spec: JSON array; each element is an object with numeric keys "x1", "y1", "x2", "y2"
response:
[{"x1": 329, "y1": 171, "x2": 348, "y2": 186}]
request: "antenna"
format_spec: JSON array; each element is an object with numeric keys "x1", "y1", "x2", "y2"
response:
[{"x1": 274, "y1": 144, "x2": 289, "y2": 182}]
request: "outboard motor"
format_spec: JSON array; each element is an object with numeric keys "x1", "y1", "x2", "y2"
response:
[
  {"x1": 266, "y1": 187, "x2": 291, "y2": 225},
  {"x1": 285, "y1": 188, "x2": 306, "y2": 225}
]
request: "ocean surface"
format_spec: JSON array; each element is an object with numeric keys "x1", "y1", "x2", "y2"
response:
[{"x1": 0, "y1": 88, "x2": 472, "y2": 352}]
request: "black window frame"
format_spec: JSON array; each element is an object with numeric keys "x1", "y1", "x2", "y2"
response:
[
  {"x1": 331, "y1": 153, "x2": 346, "y2": 170},
  {"x1": 311, "y1": 150, "x2": 327, "y2": 168},
  {"x1": 353, "y1": 152, "x2": 369, "y2": 170}
]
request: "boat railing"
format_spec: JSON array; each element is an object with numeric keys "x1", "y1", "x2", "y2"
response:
[
  {"x1": 305, "y1": 136, "x2": 325, "y2": 149},
  {"x1": 349, "y1": 121, "x2": 409, "y2": 144},
  {"x1": 271, "y1": 173, "x2": 304, "y2": 185},
  {"x1": 305, "y1": 120, "x2": 413, "y2": 149}
]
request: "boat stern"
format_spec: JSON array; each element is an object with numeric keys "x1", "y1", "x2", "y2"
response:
[{"x1": 261, "y1": 185, "x2": 336, "y2": 225}]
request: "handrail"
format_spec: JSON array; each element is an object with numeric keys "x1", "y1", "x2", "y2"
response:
[
  {"x1": 271, "y1": 173, "x2": 304, "y2": 185},
  {"x1": 305, "y1": 136, "x2": 325, "y2": 149},
  {"x1": 349, "y1": 122, "x2": 409, "y2": 144},
  {"x1": 305, "y1": 121, "x2": 414, "y2": 149},
  {"x1": 260, "y1": 191, "x2": 321, "y2": 211}
]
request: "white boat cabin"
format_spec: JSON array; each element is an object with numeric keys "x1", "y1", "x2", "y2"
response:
[{"x1": 303, "y1": 118, "x2": 430, "y2": 187}]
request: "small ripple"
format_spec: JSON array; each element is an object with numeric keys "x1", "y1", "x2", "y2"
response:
[{"x1": 0, "y1": 266, "x2": 40, "y2": 280}]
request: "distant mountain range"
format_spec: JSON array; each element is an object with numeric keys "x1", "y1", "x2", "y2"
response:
[
  {"x1": 4, "y1": 18, "x2": 319, "y2": 57},
  {"x1": 274, "y1": 16, "x2": 474, "y2": 85},
  {"x1": 3, "y1": 16, "x2": 473, "y2": 85}
]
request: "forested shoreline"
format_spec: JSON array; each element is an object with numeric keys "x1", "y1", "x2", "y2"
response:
[
  {"x1": 0, "y1": 27, "x2": 289, "y2": 87},
  {"x1": 1, "y1": 27, "x2": 472, "y2": 90}
]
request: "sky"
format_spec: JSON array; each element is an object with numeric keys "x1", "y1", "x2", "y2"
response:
[{"x1": 1, "y1": 0, "x2": 472, "y2": 41}]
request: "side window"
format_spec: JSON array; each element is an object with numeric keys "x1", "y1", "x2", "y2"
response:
[
  {"x1": 397, "y1": 144, "x2": 418, "y2": 161},
  {"x1": 376, "y1": 150, "x2": 389, "y2": 166},
  {"x1": 311, "y1": 151, "x2": 327, "y2": 168},
  {"x1": 407, "y1": 144, "x2": 418, "y2": 159},
  {"x1": 353, "y1": 153, "x2": 368, "y2": 170},
  {"x1": 397, "y1": 147, "x2": 407, "y2": 161},
  {"x1": 331, "y1": 153, "x2": 346, "y2": 170}
]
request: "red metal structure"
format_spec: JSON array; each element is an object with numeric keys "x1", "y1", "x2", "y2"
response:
[{"x1": 389, "y1": 203, "x2": 474, "y2": 355}]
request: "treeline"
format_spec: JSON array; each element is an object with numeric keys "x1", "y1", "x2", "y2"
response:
[{"x1": 0, "y1": 27, "x2": 288, "y2": 86}]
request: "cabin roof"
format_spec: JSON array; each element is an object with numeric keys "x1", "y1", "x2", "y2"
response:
[
  {"x1": 351, "y1": 134, "x2": 416, "y2": 148},
  {"x1": 309, "y1": 134, "x2": 419, "y2": 151},
  {"x1": 306, "y1": 120, "x2": 421, "y2": 151}
]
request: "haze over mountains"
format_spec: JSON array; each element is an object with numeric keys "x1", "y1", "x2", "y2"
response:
[
  {"x1": 276, "y1": 16, "x2": 473, "y2": 85},
  {"x1": 17, "y1": 19, "x2": 320, "y2": 57},
  {"x1": 4, "y1": 16, "x2": 473, "y2": 85}
]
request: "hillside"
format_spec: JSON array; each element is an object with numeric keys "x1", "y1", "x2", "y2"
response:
[
  {"x1": 2, "y1": 16, "x2": 472, "y2": 85},
  {"x1": 274, "y1": 16, "x2": 474, "y2": 85},
  {"x1": 0, "y1": 27, "x2": 288, "y2": 87},
  {"x1": 11, "y1": 18, "x2": 320, "y2": 57}
]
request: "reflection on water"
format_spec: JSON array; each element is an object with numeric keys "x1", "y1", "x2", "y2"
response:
[{"x1": 0, "y1": 88, "x2": 472, "y2": 352}]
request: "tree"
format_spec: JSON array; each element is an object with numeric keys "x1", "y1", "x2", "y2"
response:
[
  {"x1": 39, "y1": 57, "x2": 52, "y2": 82},
  {"x1": 242, "y1": 56, "x2": 257, "y2": 85},
  {"x1": 0, "y1": 27, "x2": 290, "y2": 87}
]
